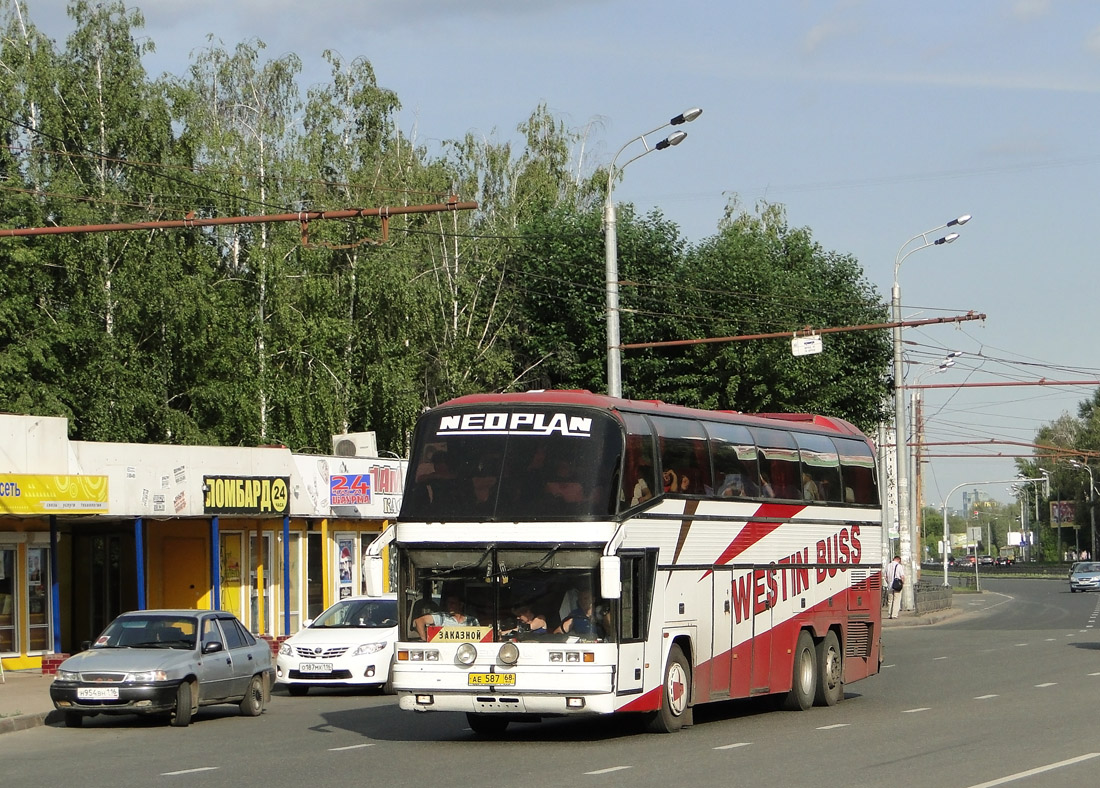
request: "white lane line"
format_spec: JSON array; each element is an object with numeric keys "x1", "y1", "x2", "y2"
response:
[
  {"x1": 162, "y1": 767, "x2": 220, "y2": 776},
  {"x1": 713, "y1": 742, "x2": 751, "y2": 750},
  {"x1": 933, "y1": 656, "x2": 949, "y2": 661},
  {"x1": 965, "y1": 752, "x2": 1100, "y2": 788},
  {"x1": 974, "y1": 694, "x2": 999, "y2": 700},
  {"x1": 816, "y1": 723, "x2": 850, "y2": 730},
  {"x1": 1034, "y1": 682, "x2": 1057, "y2": 688},
  {"x1": 902, "y1": 707, "x2": 930, "y2": 713},
  {"x1": 586, "y1": 766, "x2": 632, "y2": 775},
  {"x1": 883, "y1": 664, "x2": 896, "y2": 668},
  {"x1": 1045, "y1": 638, "x2": 1056, "y2": 641},
  {"x1": 1089, "y1": 672, "x2": 1100, "y2": 676},
  {"x1": 1015, "y1": 643, "x2": 1028, "y2": 647},
  {"x1": 329, "y1": 743, "x2": 376, "y2": 751}
]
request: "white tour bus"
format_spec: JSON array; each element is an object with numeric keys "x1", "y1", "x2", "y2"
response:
[{"x1": 364, "y1": 390, "x2": 882, "y2": 734}]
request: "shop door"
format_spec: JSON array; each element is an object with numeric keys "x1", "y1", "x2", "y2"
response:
[{"x1": 162, "y1": 537, "x2": 207, "y2": 609}]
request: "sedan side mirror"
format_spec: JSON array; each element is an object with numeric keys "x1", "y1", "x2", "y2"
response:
[{"x1": 202, "y1": 641, "x2": 224, "y2": 654}]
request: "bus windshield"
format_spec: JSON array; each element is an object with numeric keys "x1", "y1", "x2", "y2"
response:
[
  {"x1": 400, "y1": 406, "x2": 624, "y2": 522},
  {"x1": 399, "y1": 547, "x2": 612, "y2": 643}
]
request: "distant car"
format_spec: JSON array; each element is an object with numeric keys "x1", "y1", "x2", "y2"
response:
[
  {"x1": 276, "y1": 595, "x2": 398, "y2": 695},
  {"x1": 1069, "y1": 562, "x2": 1100, "y2": 592},
  {"x1": 50, "y1": 609, "x2": 273, "y2": 728},
  {"x1": 978, "y1": 555, "x2": 994, "y2": 566}
]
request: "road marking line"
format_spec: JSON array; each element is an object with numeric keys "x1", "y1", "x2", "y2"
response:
[
  {"x1": 1045, "y1": 638, "x2": 1056, "y2": 641},
  {"x1": 586, "y1": 766, "x2": 632, "y2": 775},
  {"x1": 933, "y1": 656, "x2": 949, "y2": 661},
  {"x1": 965, "y1": 752, "x2": 1100, "y2": 788},
  {"x1": 816, "y1": 723, "x2": 850, "y2": 730},
  {"x1": 1015, "y1": 643, "x2": 1028, "y2": 647},
  {"x1": 902, "y1": 707, "x2": 930, "y2": 713},
  {"x1": 1034, "y1": 682, "x2": 1057, "y2": 688},
  {"x1": 883, "y1": 664, "x2": 896, "y2": 668},
  {"x1": 329, "y1": 743, "x2": 376, "y2": 751},
  {"x1": 974, "y1": 694, "x2": 999, "y2": 700},
  {"x1": 1089, "y1": 672, "x2": 1100, "y2": 676},
  {"x1": 714, "y1": 742, "x2": 751, "y2": 750},
  {"x1": 162, "y1": 767, "x2": 220, "y2": 776}
]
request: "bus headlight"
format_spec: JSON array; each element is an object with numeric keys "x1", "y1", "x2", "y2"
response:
[
  {"x1": 497, "y1": 641, "x2": 520, "y2": 666},
  {"x1": 455, "y1": 643, "x2": 478, "y2": 666}
]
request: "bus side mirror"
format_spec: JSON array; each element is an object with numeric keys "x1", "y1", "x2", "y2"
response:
[
  {"x1": 600, "y1": 556, "x2": 621, "y2": 599},
  {"x1": 363, "y1": 526, "x2": 395, "y2": 597},
  {"x1": 364, "y1": 555, "x2": 385, "y2": 597}
]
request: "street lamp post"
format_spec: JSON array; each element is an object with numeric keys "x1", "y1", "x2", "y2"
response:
[
  {"x1": 605, "y1": 107, "x2": 702, "y2": 398},
  {"x1": 1070, "y1": 460, "x2": 1096, "y2": 559},
  {"x1": 893, "y1": 215, "x2": 970, "y2": 610},
  {"x1": 942, "y1": 476, "x2": 1043, "y2": 586},
  {"x1": 910, "y1": 353, "x2": 961, "y2": 563}
]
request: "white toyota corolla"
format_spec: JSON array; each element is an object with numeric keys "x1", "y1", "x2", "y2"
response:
[{"x1": 276, "y1": 595, "x2": 398, "y2": 695}]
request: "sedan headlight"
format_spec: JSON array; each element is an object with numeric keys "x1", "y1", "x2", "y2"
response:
[
  {"x1": 55, "y1": 669, "x2": 80, "y2": 681},
  {"x1": 279, "y1": 642, "x2": 294, "y2": 656},
  {"x1": 127, "y1": 670, "x2": 169, "y2": 683},
  {"x1": 352, "y1": 642, "x2": 387, "y2": 657}
]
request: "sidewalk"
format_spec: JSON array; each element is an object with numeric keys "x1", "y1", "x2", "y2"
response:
[{"x1": 0, "y1": 670, "x2": 61, "y2": 734}]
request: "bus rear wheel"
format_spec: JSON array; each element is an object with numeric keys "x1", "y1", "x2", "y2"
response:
[
  {"x1": 781, "y1": 630, "x2": 817, "y2": 711},
  {"x1": 814, "y1": 630, "x2": 843, "y2": 706},
  {"x1": 646, "y1": 643, "x2": 691, "y2": 733}
]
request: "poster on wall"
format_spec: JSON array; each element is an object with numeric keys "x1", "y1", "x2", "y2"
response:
[{"x1": 337, "y1": 535, "x2": 355, "y2": 600}]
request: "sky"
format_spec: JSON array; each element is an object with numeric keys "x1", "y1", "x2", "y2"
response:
[{"x1": 23, "y1": 0, "x2": 1100, "y2": 516}]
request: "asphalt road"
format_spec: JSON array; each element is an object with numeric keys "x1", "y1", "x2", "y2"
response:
[{"x1": 2, "y1": 577, "x2": 1097, "y2": 788}]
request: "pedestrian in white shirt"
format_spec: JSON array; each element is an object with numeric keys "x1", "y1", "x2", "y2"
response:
[{"x1": 886, "y1": 555, "x2": 905, "y2": 619}]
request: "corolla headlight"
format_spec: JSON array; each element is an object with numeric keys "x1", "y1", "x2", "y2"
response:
[
  {"x1": 279, "y1": 642, "x2": 294, "y2": 656},
  {"x1": 352, "y1": 642, "x2": 387, "y2": 657},
  {"x1": 56, "y1": 669, "x2": 80, "y2": 681},
  {"x1": 127, "y1": 670, "x2": 168, "y2": 682}
]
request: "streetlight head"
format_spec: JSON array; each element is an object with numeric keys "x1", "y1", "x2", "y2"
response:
[
  {"x1": 948, "y1": 214, "x2": 972, "y2": 227},
  {"x1": 935, "y1": 232, "x2": 960, "y2": 245},
  {"x1": 656, "y1": 130, "x2": 688, "y2": 150},
  {"x1": 671, "y1": 107, "x2": 703, "y2": 125}
]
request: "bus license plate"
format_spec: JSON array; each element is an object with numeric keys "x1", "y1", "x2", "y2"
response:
[
  {"x1": 299, "y1": 662, "x2": 333, "y2": 673},
  {"x1": 77, "y1": 686, "x2": 119, "y2": 700},
  {"x1": 468, "y1": 673, "x2": 515, "y2": 686}
]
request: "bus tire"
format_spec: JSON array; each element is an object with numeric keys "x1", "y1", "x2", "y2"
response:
[
  {"x1": 814, "y1": 630, "x2": 843, "y2": 707},
  {"x1": 466, "y1": 713, "x2": 509, "y2": 737},
  {"x1": 781, "y1": 630, "x2": 816, "y2": 711},
  {"x1": 647, "y1": 643, "x2": 691, "y2": 733}
]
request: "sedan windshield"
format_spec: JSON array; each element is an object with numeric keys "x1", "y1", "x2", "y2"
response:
[
  {"x1": 96, "y1": 615, "x2": 198, "y2": 649},
  {"x1": 1074, "y1": 563, "x2": 1100, "y2": 574},
  {"x1": 311, "y1": 599, "x2": 397, "y2": 629}
]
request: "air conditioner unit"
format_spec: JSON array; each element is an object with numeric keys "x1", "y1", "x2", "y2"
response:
[{"x1": 331, "y1": 431, "x2": 378, "y2": 457}]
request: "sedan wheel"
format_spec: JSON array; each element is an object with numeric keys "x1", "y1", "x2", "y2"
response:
[{"x1": 239, "y1": 675, "x2": 266, "y2": 717}]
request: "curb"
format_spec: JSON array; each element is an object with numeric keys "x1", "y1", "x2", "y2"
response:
[{"x1": 0, "y1": 709, "x2": 61, "y2": 735}]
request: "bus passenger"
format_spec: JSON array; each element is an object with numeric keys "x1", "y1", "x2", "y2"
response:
[{"x1": 414, "y1": 593, "x2": 478, "y2": 640}]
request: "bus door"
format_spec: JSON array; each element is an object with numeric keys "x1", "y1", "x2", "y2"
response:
[
  {"x1": 749, "y1": 567, "x2": 773, "y2": 694},
  {"x1": 711, "y1": 569, "x2": 733, "y2": 699},
  {"x1": 615, "y1": 552, "x2": 651, "y2": 696}
]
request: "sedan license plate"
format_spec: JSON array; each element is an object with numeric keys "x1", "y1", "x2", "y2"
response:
[
  {"x1": 299, "y1": 662, "x2": 333, "y2": 673},
  {"x1": 468, "y1": 673, "x2": 515, "y2": 686},
  {"x1": 77, "y1": 686, "x2": 120, "y2": 700}
]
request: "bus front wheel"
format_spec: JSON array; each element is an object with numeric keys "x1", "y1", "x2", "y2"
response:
[
  {"x1": 466, "y1": 713, "x2": 509, "y2": 737},
  {"x1": 647, "y1": 643, "x2": 691, "y2": 733},
  {"x1": 781, "y1": 630, "x2": 817, "y2": 711}
]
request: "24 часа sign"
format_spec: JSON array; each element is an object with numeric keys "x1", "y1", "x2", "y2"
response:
[{"x1": 203, "y1": 476, "x2": 289, "y2": 515}]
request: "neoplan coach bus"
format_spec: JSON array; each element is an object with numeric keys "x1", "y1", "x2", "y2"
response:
[{"x1": 363, "y1": 390, "x2": 882, "y2": 735}]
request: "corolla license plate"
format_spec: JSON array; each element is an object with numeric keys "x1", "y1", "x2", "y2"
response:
[
  {"x1": 77, "y1": 686, "x2": 120, "y2": 700},
  {"x1": 299, "y1": 662, "x2": 333, "y2": 673},
  {"x1": 468, "y1": 673, "x2": 516, "y2": 686}
]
